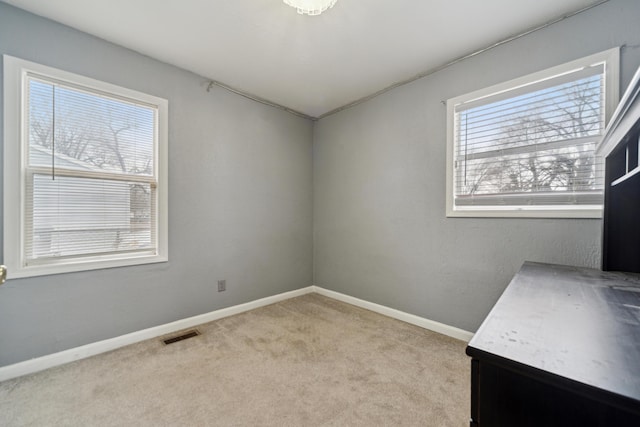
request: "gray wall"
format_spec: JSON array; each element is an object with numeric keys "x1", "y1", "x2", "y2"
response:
[
  {"x1": 0, "y1": 3, "x2": 313, "y2": 366},
  {"x1": 313, "y1": 0, "x2": 640, "y2": 333},
  {"x1": 2, "y1": 0, "x2": 639, "y2": 368}
]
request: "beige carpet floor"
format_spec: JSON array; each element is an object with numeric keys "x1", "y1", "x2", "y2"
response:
[{"x1": 0, "y1": 293, "x2": 470, "y2": 426}]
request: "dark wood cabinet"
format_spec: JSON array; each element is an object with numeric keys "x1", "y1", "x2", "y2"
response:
[
  {"x1": 466, "y1": 262, "x2": 640, "y2": 426},
  {"x1": 598, "y1": 62, "x2": 640, "y2": 273},
  {"x1": 602, "y1": 137, "x2": 640, "y2": 272}
]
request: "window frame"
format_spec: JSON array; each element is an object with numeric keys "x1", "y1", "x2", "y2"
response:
[
  {"x1": 3, "y1": 55, "x2": 168, "y2": 279},
  {"x1": 445, "y1": 48, "x2": 620, "y2": 218}
]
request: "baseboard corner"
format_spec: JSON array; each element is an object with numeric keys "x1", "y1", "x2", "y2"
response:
[{"x1": 0, "y1": 284, "x2": 471, "y2": 382}]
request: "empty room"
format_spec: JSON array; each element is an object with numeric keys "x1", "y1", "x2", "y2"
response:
[{"x1": 1, "y1": 0, "x2": 640, "y2": 425}]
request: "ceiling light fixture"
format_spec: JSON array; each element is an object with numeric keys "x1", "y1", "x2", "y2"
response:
[{"x1": 283, "y1": 0, "x2": 337, "y2": 16}]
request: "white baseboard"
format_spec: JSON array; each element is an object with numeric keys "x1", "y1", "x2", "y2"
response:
[
  {"x1": 312, "y1": 286, "x2": 475, "y2": 342},
  {"x1": 0, "y1": 286, "x2": 314, "y2": 382},
  {"x1": 0, "y1": 285, "x2": 474, "y2": 382}
]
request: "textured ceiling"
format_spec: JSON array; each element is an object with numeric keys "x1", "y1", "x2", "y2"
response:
[{"x1": 2, "y1": 0, "x2": 605, "y2": 118}]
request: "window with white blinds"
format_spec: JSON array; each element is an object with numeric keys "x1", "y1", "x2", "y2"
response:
[
  {"x1": 446, "y1": 48, "x2": 619, "y2": 218},
  {"x1": 3, "y1": 56, "x2": 168, "y2": 278}
]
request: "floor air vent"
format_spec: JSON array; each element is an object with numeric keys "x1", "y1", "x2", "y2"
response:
[{"x1": 163, "y1": 329, "x2": 200, "y2": 345}]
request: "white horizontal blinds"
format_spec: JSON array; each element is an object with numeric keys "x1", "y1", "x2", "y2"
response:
[
  {"x1": 25, "y1": 75, "x2": 157, "y2": 264},
  {"x1": 454, "y1": 64, "x2": 605, "y2": 207}
]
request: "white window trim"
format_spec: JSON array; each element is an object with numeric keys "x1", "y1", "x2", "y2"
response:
[
  {"x1": 445, "y1": 48, "x2": 620, "y2": 218},
  {"x1": 3, "y1": 55, "x2": 169, "y2": 279}
]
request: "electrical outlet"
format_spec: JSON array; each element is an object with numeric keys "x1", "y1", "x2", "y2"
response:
[{"x1": 217, "y1": 280, "x2": 226, "y2": 292}]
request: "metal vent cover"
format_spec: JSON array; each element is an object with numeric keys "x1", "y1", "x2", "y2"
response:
[{"x1": 162, "y1": 329, "x2": 200, "y2": 345}]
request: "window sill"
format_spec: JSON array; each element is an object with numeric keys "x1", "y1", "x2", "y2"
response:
[
  {"x1": 6, "y1": 252, "x2": 168, "y2": 280},
  {"x1": 446, "y1": 206, "x2": 603, "y2": 219}
]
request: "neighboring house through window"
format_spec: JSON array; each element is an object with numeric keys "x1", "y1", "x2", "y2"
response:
[
  {"x1": 3, "y1": 55, "x2": 168, "y2": 278},
  {"x1": 446, "y1": 48, "x2": 619, "y2": 218}
]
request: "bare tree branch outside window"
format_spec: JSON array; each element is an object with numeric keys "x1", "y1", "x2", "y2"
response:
[{"x1": 456, "y1": 74, "x2": 603, "y2": 204}]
